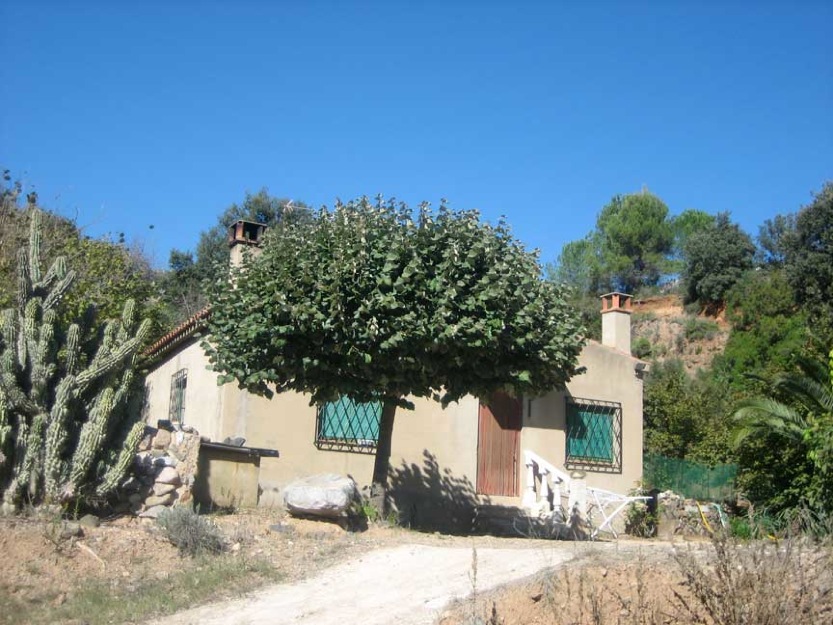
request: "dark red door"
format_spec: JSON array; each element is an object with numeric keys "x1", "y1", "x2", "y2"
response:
[{"x1": 477, "y1": 392, "x2": 522, "y2": 496}]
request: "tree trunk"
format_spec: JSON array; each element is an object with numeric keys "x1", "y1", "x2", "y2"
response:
[{"x1": 370, "y1": 399, "x2": 397, "y2": 513}]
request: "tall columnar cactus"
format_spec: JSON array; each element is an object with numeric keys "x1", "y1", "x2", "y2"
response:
[{"x1": 0, "y1": 209, "x2": 150, "y2": 507}]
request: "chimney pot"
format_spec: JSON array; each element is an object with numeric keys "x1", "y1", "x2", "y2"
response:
[{"x1": 228, "y1": 220, "x2": 267, "y2": 267}]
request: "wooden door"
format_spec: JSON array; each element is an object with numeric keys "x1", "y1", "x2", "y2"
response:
[{"x1": 477, "y1": 392, "x2": 522, "y2": 496}]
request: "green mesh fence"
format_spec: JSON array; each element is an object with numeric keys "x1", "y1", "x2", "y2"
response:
[{"x1": 644, "y1": 454, "x2": 738, "y2": 501}]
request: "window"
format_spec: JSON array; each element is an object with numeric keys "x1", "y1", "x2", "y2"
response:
[
  {"x1": 565, "y1": 398, "x2": 622, "y2": 473},
  {"x1": 169, "y1": 369, "x2": 187, "y2": 423},
  {"x1": 315, "y1": 396, "x2": 382, "y2": 453}
]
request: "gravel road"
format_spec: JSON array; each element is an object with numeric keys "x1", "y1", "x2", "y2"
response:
[{"x1": 151, "y1": 542, "x2": 580, "y2": 625}]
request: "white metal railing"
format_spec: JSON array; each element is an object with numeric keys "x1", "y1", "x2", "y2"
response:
[{"x1": 522, "y1": 449, "x2": 651, "y2": 538}]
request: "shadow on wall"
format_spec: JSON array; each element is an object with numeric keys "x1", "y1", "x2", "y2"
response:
[{"x1": 388, "y1": 450, "x2": 488, "y2": 535}]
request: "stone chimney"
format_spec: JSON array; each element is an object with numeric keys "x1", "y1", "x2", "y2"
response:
[
  {"x1": 600, "y1": 292, "x2": 633, "y2": 355},
  {"x1": 228, "y1": 220, "x2": 267, "y2": 268}
]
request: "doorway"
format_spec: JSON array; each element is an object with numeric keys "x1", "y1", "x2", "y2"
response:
[{"x1": 476, "y1": 392, "x2": 522, "y2": 497}]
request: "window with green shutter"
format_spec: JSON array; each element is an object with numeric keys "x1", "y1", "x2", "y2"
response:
[
  {"x1": 566, "y1": 398, "x2": 622, "y2": 473},
  {"x1": 315, "y1": 396, "x2": 382, "y2": 453}
]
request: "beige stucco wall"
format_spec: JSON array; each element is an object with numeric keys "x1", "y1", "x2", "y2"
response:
[
  {"x1": 524, "y1": 341, "x2": 644, "y2": 495},
  {"x1": 144, "y1": 337, "x2": 644, "y2": 508},
  {"x1": 208, "y1": 389, "x2": 481, "y2": 508},
  {"x1": 143, "y1": 340, "x2": 225, "y2": 441}
]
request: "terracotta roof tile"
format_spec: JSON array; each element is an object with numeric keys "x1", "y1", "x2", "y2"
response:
[{"x1": 141, "y1": 307, "x2": 211, "y2": 364}]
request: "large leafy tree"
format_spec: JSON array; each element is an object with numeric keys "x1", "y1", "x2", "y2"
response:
[
  {"x1": 716, "y1": 268, "x2": 807, "y2": 389},
  {"x1": 682, "y1": 212, "x2": 755, "y2": 308},
  {"x1": 783, "y1": 182, "x2": 833, "y2": 341},
  {"x1": 550, "y1": 236, "x2": 606, "y2": 296},
  {"x1": 551, "y1": 190, "x2": 674, "y2": 296},
  {"x1": 547, "y1": 237, "x2": 607, "y2": 340},
  {"x1": 162, "y1": 189, "x2": 313, "y2": 325},
  {"x1": 205, "y1": 197, "x2": 585, "y2": 498}
]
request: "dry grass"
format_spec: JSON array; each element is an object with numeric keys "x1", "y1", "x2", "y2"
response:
[
  {"x1": 672, "y1": 536, "x2": 832, "y2": 625},
  {"x1": 0, "y1": 555, "x2": 280, "y2": 625},
  {"x1": 447, "y1": 534, "x2": 833, "y2": 625}
]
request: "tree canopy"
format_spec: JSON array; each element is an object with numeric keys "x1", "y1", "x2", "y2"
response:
[
  {"x1": 670, "y1": 209, "x2": 715, "y2": 267},
  {"x1": 205, "y1": 197, "x2": 585, "y2": 492},
  {"x1": 596, "y1": 192, "x2": 673, "y2": 292},
  {"x1": 0, "y1": 174, "x2": 163, "y2": 335},
  {"x1": 757, "y1": 213, "x2": 797, "y2": 267},
  {"x1": 549, "y1": 190, "x2": 677, "y2": 297},
  {"x1": 160, "y1": 189, "x2": 313, "y2": 326},
  {"x1": 682, "y1": 212, "x2": 755, "y2": 308},
  {"x1": 783, "y1": 182, "x2": 833, "y2": 341}
]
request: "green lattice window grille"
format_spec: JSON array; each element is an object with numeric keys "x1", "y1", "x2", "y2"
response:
[
  {"x1": 566, "y1": 397, "x2": 622, "y2": 473},
  {"x1": 169, "y1": 369, "x2": 187, "y2": 423},
  {"x1": 315, "y1": 396, "x2": 382, "y2": 453}
]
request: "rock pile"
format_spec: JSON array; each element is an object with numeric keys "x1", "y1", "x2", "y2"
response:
[
  {"x1": 656, "y1": 489, "x2": 726, "y2": 537},
  {"x1": 114, "y1": 425, "x2": 202, "y2": 518}
]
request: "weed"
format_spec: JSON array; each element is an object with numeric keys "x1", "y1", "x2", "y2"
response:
[
  {"x1": 462, "y1": 547, "x2": 504, "y2": 625},
  {"x1": 624, "y1": 500, "x2": 657, "y2": 538},
  {"x1": 353, "y1": 495, "x2": 399, "y2": 527},
  {"x1": 156, "y1": 505, "x2": 225, "y2": 556},
  {"x1": 39, "y1": 512, "x2": 80, "y2": 556},
  {"x1": 632, "y1": 311, "x2": 657, "y2": 324},
  {"x1": 673, "y1": 534, "x2": 833, "y2": 625},
  {"x1": 729, "y1": 515, "x2": 754, "y2": 539}
]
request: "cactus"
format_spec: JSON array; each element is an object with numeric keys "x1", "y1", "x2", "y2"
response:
[{"x1": 0, "y1": 207, "x2": 149, "y2": 507}]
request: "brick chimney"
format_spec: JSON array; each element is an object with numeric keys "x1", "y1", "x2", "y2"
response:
[
  {"x1": 228, "y1": 220, "x2": 267, "y2": 268},
  {"x1": 600, "y1": 292, "x2": 633, "y2": 355}
]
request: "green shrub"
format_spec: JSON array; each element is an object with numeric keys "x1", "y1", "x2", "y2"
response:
[
  {"x1": 683, "y1": 317, "x2": 719, "y2": 342},
  {"x1": 632, "y1": 336, "x2": 653, "y2": 359},
  {"x1": 156, "y1": 506, "x2": 225, "y2": 556}
]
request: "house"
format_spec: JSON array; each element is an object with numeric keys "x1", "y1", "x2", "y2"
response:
[{"x1": 141, "y1": 222, "x2": 646, "y2": 532}]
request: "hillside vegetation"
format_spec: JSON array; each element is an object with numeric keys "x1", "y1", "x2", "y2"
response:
[
  {"x1": 632, "y1": 295, "x2": 729, "y2": 373},
  {"x1": 552, "y1": 184, "x2": 833, "y2": 518}
]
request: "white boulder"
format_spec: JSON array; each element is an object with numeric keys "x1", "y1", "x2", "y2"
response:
[{"x1": 283, "y1": 474, "x2": 357, "y2": 518}]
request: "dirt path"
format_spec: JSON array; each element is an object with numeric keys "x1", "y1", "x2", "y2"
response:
[
  {"x1": 152, "y1": 541, "x2": 674, "y2": 625},
  {"x1": 151, "y1": 543, "x2": 567, "y2": 625}
]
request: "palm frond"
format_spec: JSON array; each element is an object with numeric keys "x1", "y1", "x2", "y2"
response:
[
  {"x1": 776, "y1": 374, "x2": 833, "y2": 414},
  {"x1": 732, "y1": 397, "x2": 807, "y2": 446}
]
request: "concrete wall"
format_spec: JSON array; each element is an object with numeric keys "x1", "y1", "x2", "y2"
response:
[
  {"x1": 144, "y1": 338, "x2": 644, "y2": 509},
  {"x1": 193, "y1": 447, "x2": 261, "y2": 509}
]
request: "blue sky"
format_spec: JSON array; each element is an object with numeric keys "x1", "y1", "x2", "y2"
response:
[{"x1": 1, "y1": 2, "x2": 830, "y2": 269}]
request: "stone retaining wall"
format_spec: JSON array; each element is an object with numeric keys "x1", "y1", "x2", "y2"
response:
[{"x1": 113, "y1": 425, "x2": 201, "y2": 518}]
